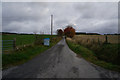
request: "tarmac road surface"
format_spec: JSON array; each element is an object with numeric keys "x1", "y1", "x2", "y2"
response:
[{"x1": 2, "y1": 38, "x2": 120, "y2": 78}]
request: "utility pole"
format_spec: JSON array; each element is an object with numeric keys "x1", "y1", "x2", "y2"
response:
[{"x1": 51, "y1": 15, "x2": 53, "y2": 35}]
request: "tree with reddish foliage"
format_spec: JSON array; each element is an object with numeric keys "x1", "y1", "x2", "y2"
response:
[
  {"x1": 64, "y1": 25, "x2": 75, "y2": 38},
  {"x1": 57, "y1": 29, "x2": 64, "y2": 36}
]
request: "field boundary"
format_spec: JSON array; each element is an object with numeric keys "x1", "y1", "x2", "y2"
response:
[
  {"x1": 66, "y1": 40, "x2": 120, "y2": 72},
  {"x1": 2, "y1": 40, "x2": 16, "y2": 51}
]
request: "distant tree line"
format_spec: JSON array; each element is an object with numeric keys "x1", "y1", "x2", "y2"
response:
[
  {"x1": 2, "y1": 30, "x2": 120, "y2": 36},
  {"x1": 75, "y1": 32, "x2": 120, "y2": 35},
  {"x1": 76, "y1": 32, "x2": 100, "y2": 35},
  {"x1": 57, "y1": 25, "x2": 120, "y2": 38},
  {"x1": 2, "y1": 32, "x2": 17, "y2": 35},
  {"x1": 2, "y1": 32, "x2": 34, "y2": 35}
]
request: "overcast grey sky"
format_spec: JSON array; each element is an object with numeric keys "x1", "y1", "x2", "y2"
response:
[{"x1": 2, "y1": 2, "x2": 118, "y2": 34}]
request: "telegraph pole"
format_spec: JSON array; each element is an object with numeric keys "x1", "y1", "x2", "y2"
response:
[{"x1": 51, "y1": 15, "x2": 53, "y2": 35}]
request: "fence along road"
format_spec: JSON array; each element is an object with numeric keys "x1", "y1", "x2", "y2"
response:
[
  {"x1": 2, "y1": 38, "x2": 120, "y2": 78},
  {"x1": 1, "y1": 39, "x2": 16, "y2": 54}
]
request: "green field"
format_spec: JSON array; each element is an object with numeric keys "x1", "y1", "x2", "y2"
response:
[
  {"x1": 2, "y1": 34, "x2": 61, "y2": 69},
  {"x1": 2, "y1": 34, "x2": 57, "y2": 50},
  {"x1": 2, "y1": 34, "x2": 57, "y2": 46},
  {"x1": 3, "y1": 34, "x2": 35, "y2": 46}
]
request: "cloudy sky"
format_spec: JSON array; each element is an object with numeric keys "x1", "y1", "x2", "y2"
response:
[{"x1": 2, "y1": 2, "x2": 118, "y2": 34}]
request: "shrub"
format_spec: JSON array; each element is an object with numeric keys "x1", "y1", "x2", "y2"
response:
[{"x1": 64, "y1": 25, "x2": 75, "y2": 38}]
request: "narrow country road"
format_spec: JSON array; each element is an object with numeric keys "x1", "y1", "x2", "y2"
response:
[{"x1": 2, "y1": 38, "x2": 120, "y2": 78}]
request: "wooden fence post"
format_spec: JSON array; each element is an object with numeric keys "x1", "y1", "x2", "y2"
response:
[
  {"x1": 98, "y1": 37, "x2": 100, "y2": 45},
  {"x1": 92, "y1": 39, "x2": 94, "y2": 44},
  {"x1": 87, "y1": 39, "x2": 89, "y2": 43},
  {"x1": 105, "y1": 35, "x2": 108, "y2": 43},
  {"x1": 13, "y1": 38, "x2": 16, "y2": 50}
]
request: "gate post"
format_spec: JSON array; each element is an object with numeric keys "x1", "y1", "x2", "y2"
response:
[
  {"x1": 13, "y1": 38, "x2": 16, "y2": 50},
  {"x1": 98, "y1": 37, "x2": 100, "y2": 45},
  {"x1": 105, "y1": 35, "x2": 108, "y2": 44}
]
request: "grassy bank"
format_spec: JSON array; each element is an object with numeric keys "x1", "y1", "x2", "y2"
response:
[
  {"x1": 2, "y1": 35, "x2": 61, "y2": 69},
  {"x1": 88, "y1": 44, "x2": 120, "y2": 66},
  {"x1": 67, "y1": 40, "x2": 120, "y2": 72}
]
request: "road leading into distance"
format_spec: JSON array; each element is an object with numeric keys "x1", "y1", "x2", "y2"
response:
[{"x1": 2, "y1": 38, "x2": 120, "y2": 78}]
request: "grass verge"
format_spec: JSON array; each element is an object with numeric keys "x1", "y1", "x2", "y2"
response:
[
  {"x1": 2, "y1": 34, "x2": 57, "y2": 50},
  {"x1": 67, "y1": 40, "x2": 120, "y2": 72},
  {"x1": 2, "y1": 36, "x2": 61, "y2": 69}
]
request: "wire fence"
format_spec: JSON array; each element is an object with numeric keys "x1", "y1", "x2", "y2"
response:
[{"x1": 1, "y1": 40, "x2": 16, "y2": 52}]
